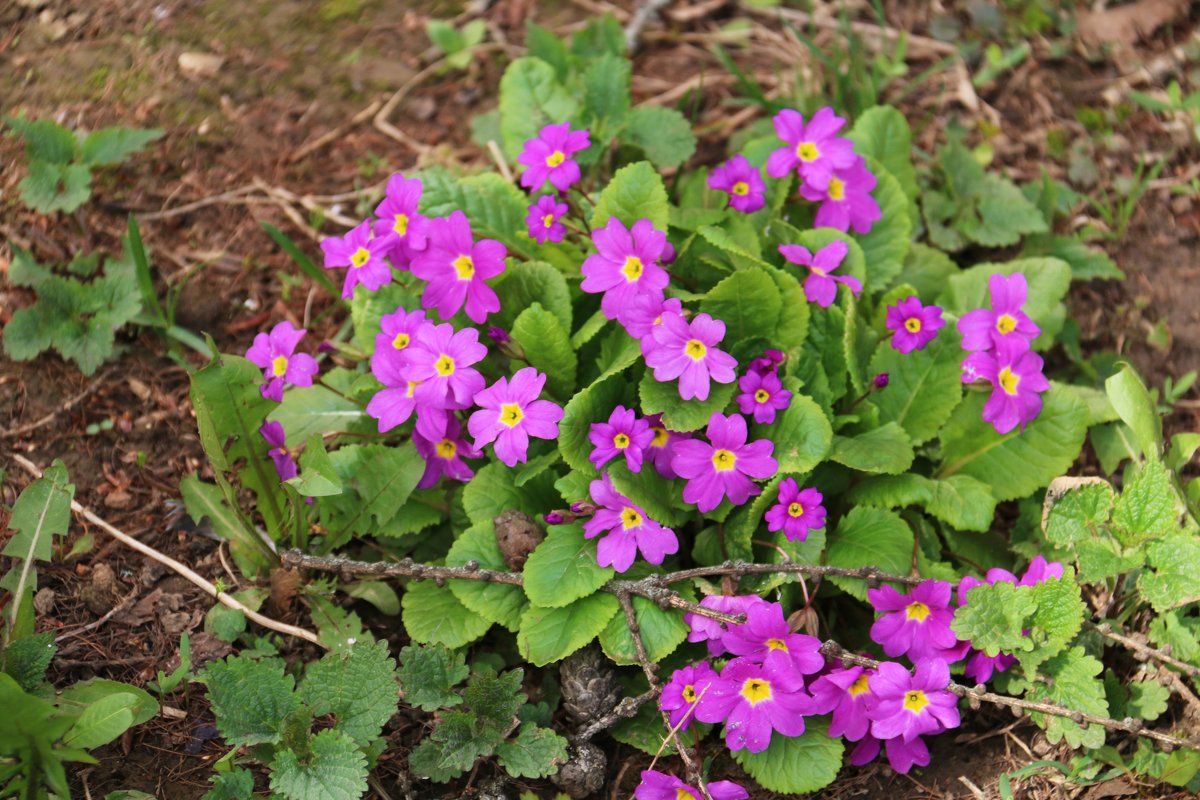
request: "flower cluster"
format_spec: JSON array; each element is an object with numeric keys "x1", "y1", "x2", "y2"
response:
[{"x1": 957, "y1": 272, "x2": 1048, "y2": 434}]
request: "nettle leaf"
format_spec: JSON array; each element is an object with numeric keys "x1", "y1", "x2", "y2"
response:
[
  {"x1": 557, "y1": 372, "x2": 627, "y2": 471},
  {"x1": 699, "y1": 268, "x2": 783, "y2": 348},
  {"x1": 203, "y1": 656, "x2": 300, "y2": 747},
  {"x1": 402, "y1": 580, "x2": 492, "y2": 649},
  {"x1": 868, "y1": 329, "x2": 964, "y2": 445},
  {"x1": 523, "y1": 523, "x2": 613, "y2": 608},
  {"x1": 938, "y1": 257, "x2": 1071, "y2": 350},
  {"x1": 512, "y1": 302, "x2": 577, "y2": 398},
  {"x1": 80, "y1": 126, "x2": 163, "y2": 166},
  {"x1": 1026, "y1": 646, "x2": 1108, "y2": 750},
  {"x1": 1139, "y1": 533, "x2": 1200, "y2": 612},
  {"x1": 1111, "y1": 457, "x2": 1178, "y2": 547},
  {"x1": 1044, "y1": 480, "x2": 1115, "y2": 546},
  {"x1": 498, "y1": 57, "x2": 576, "y2": 160},
  {"x1": 1, "y1": 632, "x2": 56, "y2": 691},
  {"x1": 269, "y1": 729, "x2": 369, "y2": 800},
  {"x1": 397, "y1": 643, "x2": 469, "y2": 712},
  {"x1": 591, "y1": 161, "x2": 669, "y2": 231},
  {"x1": 19, "y1": 161, "x2": 92, "y2": 213},
  {"x1": 6, "y1": 115, "x2": 79, "y2": 163},
  {"x1": 495, "y1": 724, "x2": 569, "y2": 778},
  {"x1": 623, "y1": 106, "x2": 697, "y2": 168},
  {"x1": 517, "y1": 593, "x2": 620, "y2": 666},
  {"x1": 492, "y1": 260, "x2": 572, "y2": 333},
  {"x1": 1025, "y1": 572, "x2": 1086, "y2": 668},
  {"x1": 854, "y1": 159, "x2": 911, "y2": 290},
  {"x1": 953, "y1": 581, "x2": 1039, "y2": 657},
  {"x1": 464, "y1": 667, "x2": 526, "y2": 734},
  {"x1": 298, "y1": 640, "x2": 399, "y2": 747},
  {"x1": 446, "y1": 522, "x2": 528, "y2": 632},
  {"x1": 202, "y1": 768, "x2": 255, "y2": 800},
  {"x1": 825, "y1": 507, "x2": 913, "y2": 601},
  {"x1": 829, "y1": 422, "x2": 915, "y2": 475},
  {"x1": 639, "y1": 370, "x2": 737, "y2": 433},
  {"x1": 409, "y1": 710, "x2": 483, "y2": 780},
  {"x1": 732, "y1": 717, "x2": 844, "y2": 794},
  {"x1": 937, "y1": 384, "x2": 1088, "y2": 502},
  {"x1": 1075, "y1": 537, "x2": 1144, "y2": 584}
]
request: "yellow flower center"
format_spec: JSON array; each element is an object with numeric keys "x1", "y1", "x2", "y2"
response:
[
  {"x1": 754, "y1": 388, "x2": 771, "y2": 404},
  {"x1": 685, "y1": 340, "x2": 707, "y2": 361},
  {"x1": 393, "y1": 214, "x2": 409, "y2": 236},
  {"x1": 349, "y1": 247, "x2": 371, "y2": 268},
  {"x1": 766, "y1": 638, "x2": 788, "y2": 652},
  {"x1": 796, "y1": 141, "x2": 820, "y2": 162},
  {"x1": 542, "y1": 213, "x2": 555, "y2": 229},
  {"x1": 405, "y1": 380, "x2": 420, "y2": 398},
  {"x1": 435, "y1": 354, "x2": 456, "y2": 377},
  {"x1": 613, "y1": 432, "x2": 631, "y2": 450},
  {"x1": 711, "y1": 449, "x2": 736, "y2": 472},
  {"x1": 999, "y1": 366, "x2": 1020, "y2": 396},
  {"x1": 675, "y1": 790, "x2": 696, "y2": 800},
  {"x1": 453, "y1": 254, "x2": 475, "y2": 280},
  {"x1": 827, "y1": 177, "x2": 846, "y2": 201},
  {"x1": 621, "y1": 256, "x2": 644, "y2": 282},
  {"x1": 682, "y1": 685, "x2": 697, "y2": 702},
  {"x1": 788, "y1": 502, "x2": 804, "y2": 518},
  {"x1": 620, "y1": 507, "x2": 643, "y2": 530},
  {"x1": 392, "y1": 332, "x2": 410, "y2": 350},
  {"x1": 435, "y1": 439, "x2": 457, "y2": 459},
  {"x1": 731, "y1": 181, "x2": 750, "y2": 196},
  {"x1": 903, "y1": 690, "x2": 930, "y2": 714},
  {"x1": 740, "y1": 678, "x2": 773, "y2": 705},
  {"x1": 848, "y1": 674, "x2": 871, "y2": 697},
  {"x1": 996, "y1": 313, "x2": 1018, "y2": 335},
  {"x1": 650, "y1": 426, "x2": 669, "y2": 448},
  {"x1": 545, "y1": 150, "x2": 566, "y2": 168},
  {"x1": 904, "y1": 317, "x2": 922, "y2": 334},
  {"x1": 905, "y1": 601, "x2": 931, "y2": 622},
  {"x1": 500, "y1": 402, "x2": 524, "y2": 427},
  {"x1": 271, "y1": 356, "x2": 289, "y2": 377}
]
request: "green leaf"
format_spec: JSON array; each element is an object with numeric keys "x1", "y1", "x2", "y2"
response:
[
  {"x1": 571, "y1": 14, "x2": 625, "y2": 59},
  {"x1": 732, "y1": 717, "x2": 844, "y2": 794},
  {"x1": 402, "y1": 580, "x2": 492, "y2": 649},
  {"x1": 498, "y1": 57, "x2": 576, "y2": 160},
  {"x1": 0, "y1": 632, "x2": 55, "y2": 691},
  {"x1": 1110, "y1": 457, "x2": 1178, "y2": 546},
  {"x1": 761, "y1": 390, "x2": 832, "y2": 475},
  {"x1": 952, "y1": 581, "x2": 1039, "y2": 657},
  {"x1": 599, "y1": 591, "x2": 690, "y2": 665},
  {"x1": 285, "y1": 435, "x2": 343, "y2": 497},
  {"x1": 937, "y1": 384, "x2": 1089, "y2": 502},
  {"x1": 829, "y1": 422, "x2": 915, "y2": 475},
  {"x1": 848, "y1": 474, "x2": 997, "y2": 533},
  {"x1": 269, "y1": 729, "x2": 369, "y2": 800},
  {"x1": 854, "y1": 159, "x2": 911, "y2": 290},
  {"x1": 848, "y1": 106, "x2": 918, "y2": 203},
  {"x1": 523, "y1": 523, "x2": 613, "y2": 608},
  {"x1": 495, "y1": 724, "x2": 569, "y2": 778},
  {"x1": 639, "y1": 370, "x2": 736, "y2": 433},
  {"x1": 20, "y1": 160, "x2": 92, "y2": 213},
  {"x1": 80, "y1": 127, "x2": 163, "y2": 166},
  {"x1": 868, "y1": 329, "x2": 964, "y2": 445},
  {"x1": 582, "y1": 54, "x2": 631, "y2": 131},
  {"x1": 1044, "y1": 481, "x2": 1115, "y2": 546},
  {"x1": 1023, "y1": 235, "x2": 1123, "y2": 281},
  {"x1": 767, "y1": 266, "x2": 810, "y2": 361},
  {"x1": 267, "y1": 386, "x2": 367, "y2": 447},
  {"x1": 1075, "y1": 537, "x2": 1143, "y2": 584},
  {"x1": 62, "y1": 692, "x2": 141, "y2": 749},
  {"x1": 969, "y1": 174, "x2": 1049, "y2": 247},
  {"x1": 419, "y1": 170, "x2": 541, "y2": 259},
  {"x1": 1026, "y1": 646, "x2": 1108, "y2": 749},
  {"x1": 825, "y1": 507, "x2": 914, "y2": 600},
  {"x1": 1127, "y1": 680, "x2": 1169, "y2": 722},
  {"x1": 6, "y1": 116, "x2": 79, "y2": 162},
  {"x1": 512, "y1": 302, "x2": 577, "y2": 398},
  {"x1": 1, "y1": 460, "x2": 73, "y2": 637},
  {"x1": 396, "y1": 643, "x2": 469, "y2": 712},
  {"x1": 179, "y1": 475, "x2": 268, "y2": 575},
  {"x1": 202, "y1": 656, "x2": 300, "y2": 747},
  {"x1": 298, "y1": 640, "x2": 399, "y2": 747},
  {"x1": 461, "y1": 460, "x2": 559, "y2": 527},
  {"x1": 1024, "y1": 573, "x2": 1087, "y2": 670},
  {"x1": 492, "y1": 260, "x2": 573, "y2": 333},
  {"x1": 591, "y1": 161, "x2": 669, "y2": 231},
  {"x1": 623, "y1": 106, "x2": 697, "y2": 168},
  {"x1": 1139, "y1": 533, "x2": 1200, "y2": 612},
  {"x1": 463, "y1": 667, "x2": 526, "y2": 731},
  {"x1": 699, "y1": 268, "x2": 783, "y2": 348},
  {"x1": 342, "y1": 581, "x2": 399, "y2": 615},
  {"x1": 696, "y1": 222, "x2": 770, "y2": 269},
  {"x1": 893, "y1": 243, "x2": 957, "y2": 303},
  {"x1": 201, "y1": 768, "x2": 255, "y2": 800},
  {"x1": 517, "y1": 593, "x2": 620, "y2": 666},
  {"x1": 938, "y1": 258, "x2": 1071, "y2": 350},
  {"x1": 1105, "y1": 365, "x2": 1161, "y2": 458},
  {"x1": 446, "y1": 522, "x2": 528, "y2": 632},
  {"x1": 352, "y1": 444, "x2": 426, "y2": 528},
  {"x1": 525, "y1": 22, "x2": 570, "y2": 79}
]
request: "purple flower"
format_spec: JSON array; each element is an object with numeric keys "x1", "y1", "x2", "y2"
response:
[
  {"x1": 644, "y1": 414, "x2": 689, "y2": 480},
  {"x1": 736, "y1": 368, "x2": 792, "y2": 424},
  {"x1": 869, "y1": 659, "x2": 960, "y2": 743},
  {"x1": 779, "y1": 240, "x2": 862, "y2": 308},
  {"x1": 413, "y1": 415, "x2": 480, "y2": 489},
  {"x1": 321, "y1": 219, "x2": 397, "y2": 300},
  {"x1": 809, "y1": 666, "x2": 876, "y2": 742},
  {"x1": 588, "y1": 405, "x2": 654, "y2": 473},
  {"x1": 874, "y1": 372, "x2": 890, "y2": 389},
  {"x1": 748, "y1": 348, "x2": 785, "y2": 375},
  {"x1": 868, "y1": 580, "x2": 965, "y2": 664},
  {"x1": 643, "y1": 312, "x2": 738, "y2": 402},
  {"x1": 517, "y1": 122, "x2": 590, "y2": 193},
  {"x1": 765, "y1": 107, "x2": 857, "y2": 191},
  {"x1": 410, "y1": 210, "x2": 506, "y2": 324},
  {"x1": 886, "y1": 297, "x2": 946, "y2": 353},
  {"x1": 851, "y1": 733, "x2": 933, "y2": 774},
  {"x1": 260, "y1": 421, "x2": 298, "y2": 482},
  {"x1": 722, "y1": 601, "x2": 824, "y2": 678},
  {"x1": 526, "y1": 195, "x2": 568, "y2": 244},
  {"x1": 374, "y1": 306, "x2": 432, "y2": 361},
  {"x1": 581, "y1": 472, "x2": 678, "y2": 572},
  {"x1": 693, "y1": 656, "x2": 811, "y2": 753},
  {"x1": 764, "y1": 479, "x2": 826, "y2": 542},
  {"x1": 402, "y1": 322, "x2": 487, "y2": 412},
  {"x1": 634, "y1": 770, "x2": 748, "y2": 800},
  {"x1": 366, "y1": 350, "x2": 423, "y2": 433},
  {"x1": 1020, "y1": 555, "x2": 1064, "y2": 585},
  {"x1": 660, "y1": 662, "x2": 719, "y2": 731},
  {"x1": 708, "y1": 155, "x2": 766, "y2": 213},
  {"x1": 961, "y1": 339, "x2": 1050, "y2": 435},
  {"x1": 685, "y1": 594, "x2": 767, "y2": 657},
  {"x1": 245, "y1": 320, "x2": 319, "y2": 402},
  {"x1": 580, "y1": 218, "x2": 670, "y2": 327},
  {"x1": 673, "y1": 413, "x2": 777, "y2": 513},
  {"x1": 468, "y1": 367, "x2": 564, "y2": 466},
  {"x1": 486, "y1": 326, "x2": 510, "y2": 344},
  {"x1": 623, "y1": 295, "x2": 682, "y2": 342},
  {"x1": 957, "y1": 273, "x2": 1040, "y2": 352},
  {"x1": 372, "y1": 173, "x2": 430, "y2": 266},
  {"x1": 799, "y1": 156, "x2": 882, "y2": 234},
  {"x1": 544, "y1": 512, "x2": 565, "y2": 525}
]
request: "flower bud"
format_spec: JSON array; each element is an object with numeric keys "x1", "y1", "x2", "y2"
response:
[
  {"x1": 873, "y1": 372, "x2": 890, "y2": 390},
  {"x1": 543, "y1": 511, "x2": 565, "y2": 525},
  {"x1": 487, "y1": 326, "x2": 511, "y2": 344}
]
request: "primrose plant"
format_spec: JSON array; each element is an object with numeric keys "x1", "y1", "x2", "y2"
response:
[{"x1": 182, "y1": 16, "x2": 1199, "y2": 799}]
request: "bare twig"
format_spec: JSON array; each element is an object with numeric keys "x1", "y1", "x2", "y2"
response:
[
  {"x1": 10, "y1": 455, "x2": 324, "y2": 648},
  {"x1": 572, "y1": 688, "x2": 659, "y2": 743},
  {"x1": 1086, "y1": 620, "x2": 1200, "y2": 679},
  {"x1": 1, "y1": 370, "x2": 113, "y2": 439},
  {"x1": 54, "y1": 587, "x2": 139, "y2": 643},
  {"x1": 625, "y1": 0, "x2": 673, "y2": 54},
  {"x1": 288, "y1": 97, "x2": 385, "y2": 163},
  {"x1": 738, "y1": 2, "x2": 958, "y2": 58}
]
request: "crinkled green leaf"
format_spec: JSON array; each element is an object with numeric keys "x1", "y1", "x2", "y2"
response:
[
  {"x1": 446, "y1": 522, "x2": 528, "y2": 632},
  {"x1": 1111, "y1": 457, "x2": 1178, "y2": 546},
  {"x1": 1139, "y1": 533, "x2": 1200, "y2": 612},
  {"x1": 825, "y1": 507, "x2": 913, "y2": 601},
  {"x1": 599, "y1": 570, "x2": 692, "y2": 665},
  {"x1": 463, "y1": 668, "x2": 526, "y2": 733},
  {"x1": 523, "y1": 523, "x2": 613, "y2": 608},
  {"x1": 298, "y1": 640, "x2": 399, "y2": 746},
  {"x1": 581, "y1": 53, "x2": 630, "y2": 132},
  {"x1": 517, "y1": 593, "x2": 620, "y2": 666},
  {"x1": 848, "y1": 106, "x2": 918, "y2": 202},
  {"x1": 591, "y1": 161, "x2": 669, "y2": 231},
  {"x1": 201, "y1": 768, "x2": 255, "y2": 800},
  {"x1": 952, "y1": 581, "x2": 1039, "y2": 657},
  {"x1": 700, "y1": 268, "x2": 782, "y2": 347},
  {"x1": 854, "y1": 159, "x2": 911, "y2": 290},
  {"x1": 869, "y1": 329, "x2": 964, "y2": 445},
  {"x1": 495, "y1": 724, "x2": 569, "y2": 778},
  {"x1": 402, "y1": 580, "x2": 492, "y2": 648},
  {"x1": 1044, "y1": 481, "x2": 1115, "y2": 546},
  {"x1": 269, "y1": 729, "x2": 368, "y2": 800},
  {"x1": 203, "y1": 656, "x2": 300, "y2": 747},
  {"x1": 462, "y1": 460, "x2": 559, "y2": 527},
  {"x1": 492, "y1": 260, "x2": 573, "y2": 333},
  {"x1": 1026, "y1": 646, "x2": 1107, "y2": 749},
  {"x1": 756, "y1": 388, "x2": 831, "y2": 475},
  {"x1": 512, "y1": 302, "x2": 577, "y2": 398},
  {"x1": 420, "y1": 169, "x2": 541, "y2": 259},
  {"x1": 639, "y1": 370, "x2": 737, "y2": 433},
  {"x1": 498, "y1": 57, "x2": 577, "y2": 160},
  {"x1": 396, "y1": 643, "x2": 469, "y2": 712},
  {"x1": 623, "y1": 106, "x2": 696, "y2": 168},
  {"x1": 286, "y1": 435, "x2": 343, "y2": 497}
]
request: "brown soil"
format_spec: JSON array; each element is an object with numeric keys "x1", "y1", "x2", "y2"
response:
[{"x1": 3, "y1": 0, "x2": 1199, "y2": 798}]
